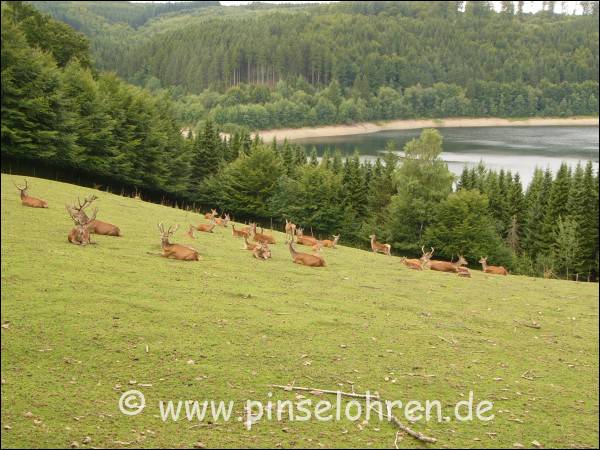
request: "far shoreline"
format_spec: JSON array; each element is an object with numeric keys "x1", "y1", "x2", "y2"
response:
[{"x1": 253, "y1": 116, "x2": 599, "y2": 142}]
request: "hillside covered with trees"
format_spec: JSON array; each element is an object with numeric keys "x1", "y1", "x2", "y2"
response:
[{"x1": 32, "y1": 0, "x2": 600, "y2": 130}]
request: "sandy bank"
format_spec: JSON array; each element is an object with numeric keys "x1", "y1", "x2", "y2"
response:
[{"x1": 254, "y1": 117, "x2": 599, "y2": 142}]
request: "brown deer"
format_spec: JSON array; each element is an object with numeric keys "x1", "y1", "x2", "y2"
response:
[
  {"x1": 157, "y1": 223, "x2": 200, "y2": 261},
  {"x1": 369, "y1": 234, "x2": 391, "y2": 256},
  {"x1": 70, "y1": 195, "x2": 121, "y2": 236},
  {"x1": 321, "y1": 234, "x2": 340, "y2": 248},
  {"x1": 195, "y1": 218, "x2": 216, "y2": 233},
  {"x1": 311, "y1": 240, "x2": 324, "y2": 254},
  {"x1": 400, "y1": 257, "x2": 424, "y2": 270},
  {"x1": 242, "y1": 236, "x2": 261, "y2": 251},
  {"x1": 204, "y1": 209, "x2": 217, "y2": 219},
  {"x1": 184, "y1": 225, "x2": 196, "y2": 239},
  {"x1": 13, "y1": 179, "x2": 48, "y2": 208},
  {"x1": 253, "y1": 242, "x2": 272, "y2": 260},
  {"x1": 287, "y1": 240, "x2": 326, "y2": 267},
  {"x1": 252, "y1": 223, "x2": 276, "y2": 244},
  {"x1": 215, "y1": 213, "x2": 230, "y2": 227},
  {"x1": 66, "y1": 204, "x2": 97, "y2": 245},
  {"x1": 457, "y1": 267, "x2": 471, "y2": 278},
  {"x1": 295, "y1": 227, "x2": 318, "y2": 246},
  {"x1": 232, "y1": 223, "x2": 250, "y2": 238},
  {"x1": 285, "y1": 219, "x2": 297, "y2": 239},
  {"x1": 421, "y1": 248, "x2": 468, "y2": 273},
  {"x1": 479, "y1": 256, "x2": 508, "y2": 276}
]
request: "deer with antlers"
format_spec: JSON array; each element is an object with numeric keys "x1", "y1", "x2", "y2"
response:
[
  {"x1": 195, "y1": 218, "x2": 216, "y2": 233},
  {"x1": 157, "y1": 223, "x2": 200, "y2": 261},
  {"x1": 66, "y1": 204, "x2": 97, "y2": 246},
  {"x1": 252, "y1": 223, "x2": 276, "y2": 244},
  {"x1": 215, "y1": 213, "x2": 230, "y2": 227},
  {"x1": 420, "y1": 247, "x2": 468, "y2": 273},
  {"x1": 369, "y1": 234, "x2": 391, "y2": 256},
  {"x1": 479, "y1": 256, "x2": 508, "y2": 276},
  {"x1": 285, "y1": 219, "x2": 297, "y2": 240},
  {"x1": 295, "y1": 227, "x2": 318, "y2": 246},
  {"x1": 12, "y1": 179, "x2": 48, "y2": 208},
  {"x1": 204, "y1": 209, "x2": 217, "y2": 219},
  {"x1": 69, "y1": 195, "x2": 121, "y2": 236},
  {"x1": 287, "y1": 240, "x2": 326, "y2": 267}
]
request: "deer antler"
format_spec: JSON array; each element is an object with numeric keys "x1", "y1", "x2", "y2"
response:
[
  {"x1": 12, "y1": 179, "x2": 26, "y2": 191},
  {"x1": 77, "y1": 195, "x2": 98, "y2": 211},
  {"x1": 158, "y1": 222, "x2": 165, "y2": 234}
]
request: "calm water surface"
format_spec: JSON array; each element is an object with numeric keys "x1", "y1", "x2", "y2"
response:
[{"x1": 296, "y1": 126, "x2": 599, "y2": 185}]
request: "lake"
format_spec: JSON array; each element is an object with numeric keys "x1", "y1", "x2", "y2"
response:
[{"x1": 295, "y1": 126, "x2": 599, "y2": 186}]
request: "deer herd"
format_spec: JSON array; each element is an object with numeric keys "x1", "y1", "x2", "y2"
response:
[{"x1": 12, "y1": 178, "x2": 509, "y2": 276}]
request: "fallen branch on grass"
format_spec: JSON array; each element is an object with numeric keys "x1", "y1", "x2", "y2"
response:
[{"x1": 270, "y1": 383, "x2": 437, "y2": 444}]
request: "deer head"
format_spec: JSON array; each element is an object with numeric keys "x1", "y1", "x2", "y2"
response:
[
  {"x1": 158, "y1": 223, "x2": 179, "y2": 245},
  {"x1": 12, "y1": 178, "x2": 29, "y2": 197},
  {"x1": 420, "y1": 246, "x2": 435, "y2": 262},
  {"x1": 457, "y1": 255, "x2": 468, "y2": 267},
  {"x1": 478, "y1": 256, "x2": 488, "y2": 264}
]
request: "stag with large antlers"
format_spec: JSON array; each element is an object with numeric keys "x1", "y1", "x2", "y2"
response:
[
  {"x1": 479, "y1": 256, "x2": 508, "y2": 276},
  {"x1": 66, "y1": 204, "x2": 97, "y2": 245},
  {"x1": 70, "y1": 195, "x2": 121, "y2": 236},
  {"x1": 157, "y1": 223, "x2": 200, "y2": 261},
  {"x1": 287, "y1": 240, "x2": 326, "y2": 267},
  {"x1": 369, "y1": 234, "x2": 391, "y2": 256},
  {"x1": 420, "y1": 247, "x2": 468, "y2": 273},
  {"x1": 12, "y1": 179, "x2": 48, "y2": 208}
]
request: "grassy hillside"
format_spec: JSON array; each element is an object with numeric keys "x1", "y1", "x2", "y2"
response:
[{"x1": 1, "y1": 174, "x2": 598, "y2": 448}]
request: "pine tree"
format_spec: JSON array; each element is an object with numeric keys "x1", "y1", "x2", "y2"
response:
[
  {"x1": 189, "y1": 119, "x2": 223, "y2": 195},
  {"x1": 542, "y1": 163, "x2": 572, "y2": 252}
]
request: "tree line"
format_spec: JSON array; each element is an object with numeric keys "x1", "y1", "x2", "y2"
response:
[
  {"x1": 32, "y1": 1, "x2": 600, "y2": 130},
  {"x1": 2, "y1": 2, "x2": 598, "y2": 281}
]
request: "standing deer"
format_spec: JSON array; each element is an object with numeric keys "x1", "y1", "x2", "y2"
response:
[
  {"x1": 157, "y1": 223, "x2": 200, "y2": 261},
  {"x1": 204, "y1": 209, "x2": 217, "y2": 219},
  {"x1": 479, "y1": 256, "x2": 508, "y2": 276},
  {"x1": 252, "y1": 223, "x2": 276, "y2": 244},
  {"x1": 287, "y1": 240, "x2": 326, "y2": 267},
  {"x1": 285, "y1": 219, "x2": 297, "y2": 240},
  {"x1": 215, "y1": 213, "x2": 230, "y2": 227},
  {"x1": 420, "y1": 248, "x2": 468, "y2": 273},
  {"x1": 12, "y1": 179, "x2": 48, "y2": 208},
  {"x1": 66, "y1": 204, "x2": 97, "y2": 246},
  {"x1": 369, "y1": 234, "x2": 391, "y2": 256},
  {"x1": 70, "y1": 195, "x2": 121, "y2": 236},
  {"x1": 195, "y1": 218, "x2": 216, "y2": 233},
  {"x1": 295, "y1": 228, "x2": 318, "y2": 246},
  {"x1": 232, "y1": 223, "x2": 250, "y2": 238}
]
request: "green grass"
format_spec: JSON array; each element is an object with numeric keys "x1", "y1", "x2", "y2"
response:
[{"x1": 1, "y1": 174, "x2": 598, "y2": 449}]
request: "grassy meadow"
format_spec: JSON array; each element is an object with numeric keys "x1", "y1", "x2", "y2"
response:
[{"x1": 1, "y1": 174, "x2": 598, "y2": 448}]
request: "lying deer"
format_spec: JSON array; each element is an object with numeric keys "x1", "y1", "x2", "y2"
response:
[
  {"x1": 321, "y1": 234, "x2": 340, "y2": 249},
  {"x1": 457, "y1": 267, "x2": 471, "y2": 278},
  {"x1": 369, "y1": 234, "x2": 391, "y2": 256},
  {"x1": 311, "y1": 241, "x2": 324, "y2": 254},
  {"x1": 13, "y1": 179, "x2": 48, "y2": 208},
  {"x1": 253, "y1": 242, "x2": 272, "y2": 260},
  {"x1": 421, "y1": 248, "x2": 468, "y2": 273},
  {"x1": 195, "y1": 218, "x2": 216, "y2": 233},
  {"x1": 285, "y1": 219, "x2": 297, "y2": 239},
  {"x1": 232, "y1": 223, "x2": 250, "y2": 238},
  {"x1": 67, "y1": 204, "x2": 97, "y2": 245},
  {"x1": 215, "y1": 213, "x2": 230, "y2": 227},
  {"x1": 184, "y1": 225, "x2": 196, "y2": 239},
  {"x1": 70, "y1": 195, "x2": 121, "y2": 236},
  {"x1": 204, "y1": 209, "x2": 217, "y2": 219},
  {"x1": 295, "y1": 227, "x2": 318, "y2": 246},
  {"x1": 287, "y1": 240, "x2": 326, "y2": 267},
  {"x1": 400, "y1": 257, "x2": 424, "y2": 270},
  {"x1": 252, "y1": 223, "x2": 276, "y2": 244},
  {"x1": 479, "y1": 256, "x2": 508, "y2": 276},
  {"x1": 242, "y1": 236, "x2": 261, "y2": 251},
  {"x1": 158, "y1": 223, "x2": 200, "y2": 261}
]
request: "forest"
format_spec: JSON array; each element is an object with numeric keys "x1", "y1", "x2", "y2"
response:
[
  {"x1": 31, "y1": 1, "x2": 600, "y2": 130},
  {"x1": 1, "y1": 1, "x2": 598, "y2": 281}
]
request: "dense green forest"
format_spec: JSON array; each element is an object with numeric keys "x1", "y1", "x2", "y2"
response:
[
  {"x1": 1, "y1": 1, "x2": 598, "y2": 281},
  {"x1": 31, "y1": 0, "x2": 600, "y2": 130}
]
